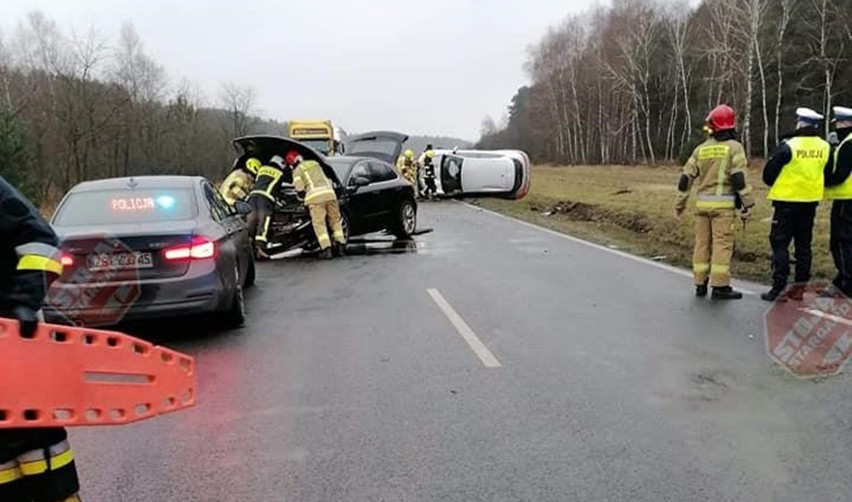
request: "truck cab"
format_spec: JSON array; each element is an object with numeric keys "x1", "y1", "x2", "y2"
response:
[{"x1": 287, "y1": 120, "x2": 344, "y2": 156}]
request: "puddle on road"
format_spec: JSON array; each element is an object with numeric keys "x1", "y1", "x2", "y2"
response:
[{"x1": 345, "y1": 238, "x2": 419, "y2": 256}]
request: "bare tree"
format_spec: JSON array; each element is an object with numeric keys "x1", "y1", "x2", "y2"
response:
[
  {"x1": 773, "y1": 0, "x2": 794, "y2": 145},
  {"x1": 219, "y1": 82, "x2": 256, "y2": 138}
]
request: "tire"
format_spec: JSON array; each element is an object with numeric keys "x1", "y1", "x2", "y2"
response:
[
  {"x1": 244, "y1": 255, "x2": 256, "y2": 289},
  {"x1": 391, "y1": 199, "x2": 417, "y2": 239},
  {"x1": 223, "y1": 265, "x2": 246, "y2": 328},
  {"x1": 339, "y1": 211, "x2": 351, "y2": 244}
]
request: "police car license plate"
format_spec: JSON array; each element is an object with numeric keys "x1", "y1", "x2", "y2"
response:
[{"x1": 87, "y1": 252, "x2": 154, "y2": 271}]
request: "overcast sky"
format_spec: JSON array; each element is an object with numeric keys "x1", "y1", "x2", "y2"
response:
[{"x1": 2, "y1": 0, "x2": 601, "y2": 140}]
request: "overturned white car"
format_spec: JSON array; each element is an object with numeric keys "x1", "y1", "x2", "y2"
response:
[{"x1": 426, "y1": 149, "x2": 530, "y2": 200}]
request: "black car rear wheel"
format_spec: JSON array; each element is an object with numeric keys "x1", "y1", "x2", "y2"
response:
[
  {"x1": 223, "y1": 265, "x2": 246, "y2": 328},
  {"x1": 244, "y1": 255, "x2": 256, "y2": 289},
  {"x1": 391, "y1": 199, "x2": 417, "y2": 239}
]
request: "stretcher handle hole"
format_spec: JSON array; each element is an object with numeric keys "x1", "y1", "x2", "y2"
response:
[
  {"x1": 23, "y1": 409, "x2": 40, "y2": 421},
  {"x1": 50, "y1": 331, "x2": 69, "y2": 343},
  {"x1": 54, "y1": 409, "x2": 74, "y2": 421},
  {"x1": 181, "y1": 389, "x2": 194, "y2": 404},
  {"x1": 0, "y1": 410, "x2": 8, "y2": 421},
  {"x1": 134, "y1": 403, "x2": 151, "y2": 416},
  {"x1": 161, "y1": 352, "x2": 174, "y2": 364},
  {"x1": 84, "y1": 334, "x2": 96, "y2": 345},
  {"x1": 179, "y1": 357, "x2": 192, "y2": 372},
  {"x1": 110, "y1": 409, "x2": 126, "y2": 420},
  {"x1": 107, "y1": 336, "x2": 120, "y2": 348},
  {"x1": 85, "y1": 409, "x2": 102, "y2": 421},
  {"x1": 133, "y1": 343, "x2": 149, "y2": 355},
  {"x1": 164, "y1": 397, "x2": 177, "y2": 408}
]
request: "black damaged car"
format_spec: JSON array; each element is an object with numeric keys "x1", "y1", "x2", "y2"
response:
[{"x1": 231, "y1": 133, "x2": 417, "y2": 255}]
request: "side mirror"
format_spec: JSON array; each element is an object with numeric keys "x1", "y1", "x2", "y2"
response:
[
  {"x1": 350, "y1": 175, "x2": 370, "y2": 188},
  {"x1": 234, "y1": 200, "x2": 252, "y2": 216}
]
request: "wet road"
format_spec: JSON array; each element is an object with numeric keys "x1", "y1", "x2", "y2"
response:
[{"x1": 72, "y1": 202, "x2": 852, "y2": 502}]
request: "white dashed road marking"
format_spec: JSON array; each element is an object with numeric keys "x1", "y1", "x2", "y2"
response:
[{"x1": 427, "y1": 288, "x2": 501, "y2": 368}]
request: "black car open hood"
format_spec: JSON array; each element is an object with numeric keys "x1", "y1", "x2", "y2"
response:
[
  {"x1": 344, "y1": 131, "x2": 409, "y2": 165},
  {"x1": 232, "y1": 135, "x2": 342, "y2": 185}
]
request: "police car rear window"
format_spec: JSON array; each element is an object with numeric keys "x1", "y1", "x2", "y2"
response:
[{"x1": 53, "y1": 189, "x2": 197, "y2": 226}]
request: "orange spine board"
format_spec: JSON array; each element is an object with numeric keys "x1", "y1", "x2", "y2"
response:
[{"x1": 0, "y1": 318, "x2": 196, "y2": 428}]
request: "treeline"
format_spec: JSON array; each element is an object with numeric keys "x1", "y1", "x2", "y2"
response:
[
  {"x1": 478, "y1": 0, "x2": 852, "y2": 165},
  {"x1": 0, "y1": 12, "x2": 283, "y2": 205}
]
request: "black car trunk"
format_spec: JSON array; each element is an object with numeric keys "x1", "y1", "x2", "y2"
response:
[{"x1": 57, "y1": 222, "x2": 197, "y2": 282}]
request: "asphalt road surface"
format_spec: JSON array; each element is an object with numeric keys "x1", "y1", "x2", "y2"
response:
[{"x1": 71, "y1": 202, "x2": 852, "y2": 502}]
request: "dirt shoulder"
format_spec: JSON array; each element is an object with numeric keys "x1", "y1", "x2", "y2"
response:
[{"x1": 473, "y1": 165, "x2": 835, "y2": 284}]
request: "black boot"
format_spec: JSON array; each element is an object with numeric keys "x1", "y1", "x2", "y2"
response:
[
  {"x1": 695, "y1": 280, "x2": 709, "y2": 298},
  {"x1": 319, "y1": 248, "x2": 333, "y2": 260},
  {"x1": 761, "y1": 286, "x2": 785, "y2": 302},
  {"x1": 332, "y1": 242, "x2": 346, "y2": 257},
  {"x1": 711, "y1": 286, "x2": 743, "y2": 300}
]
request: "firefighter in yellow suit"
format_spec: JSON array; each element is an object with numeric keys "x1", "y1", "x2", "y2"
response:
[
  {"x1": 397, "y1": 150, "x2": 420, "y2": 197},
  {"x1": 675, "y1": 104, "x2": 756, "y2": 300},
  {"x1": 286, "y1": 150, "x2": 345, "y2": 259},
  {"x1": 220, "y1": 157, "x2": 261, "y2": 205}
]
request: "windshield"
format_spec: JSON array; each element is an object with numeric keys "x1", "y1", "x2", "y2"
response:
[
  {"x1": 299, "y1": 139, "x2": 331, "y2": 156},
  {"x1": 347, "y1": 139, "x2": 397, "y2": 157},
  {"x1": 53, "y1": 188, "x2": 197, "y2": 226},
  {"x1": 326, "y1": 158, "x2": 355, "y2": 182}
]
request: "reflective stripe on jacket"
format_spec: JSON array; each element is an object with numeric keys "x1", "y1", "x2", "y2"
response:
[
  {"x1": 679, "y1": 138, "x2": 752, "y2": 209},
  {"x1": 767, "y1": 136, "x2": 829, "y2": 202},
  {"x1": 249, "y1": 165, "x2": 284, "y2": 201},
  {"x1": 826, "y1": 133, "x2": 852, "y2": 200},
  {"x1": 0, "y1": 175, "x2": 63, "y2": 311},
  {"x1": 220, "y1": 170, "x2": 253, "y2": 205},
  {"x1": 293, "y1": 160, "x2": 336, "y2": 205}
]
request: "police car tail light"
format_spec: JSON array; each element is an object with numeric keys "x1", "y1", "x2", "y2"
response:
[
  {"x1": 163, "y1": 237, "x2": 216, "y2": 261},
  {"x1": 60, "y1": 253, "x2": 75, "y2": 267}
]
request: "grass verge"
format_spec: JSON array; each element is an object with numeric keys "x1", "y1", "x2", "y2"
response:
[{"x1": 473, "y1": 165, "x2": 835, "y2": 284}]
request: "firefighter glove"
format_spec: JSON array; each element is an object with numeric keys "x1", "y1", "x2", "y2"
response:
[{"x1": 12, "y1": 304, "x2": 38, "y2": 338}]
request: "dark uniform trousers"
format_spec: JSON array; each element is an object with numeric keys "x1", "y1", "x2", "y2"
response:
[
  {"x1": 770, "y1": 202, "x2": 817, "y2": 287},
  {"x1": 830, "y1": 200, "x2": 852, "y2": 294},
  {"x1": 0, "y1": 424, "x2": 80, "y2": 502}
]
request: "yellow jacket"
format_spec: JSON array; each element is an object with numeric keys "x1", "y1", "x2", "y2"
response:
[
  {"x1": 219, "y1": 170, "x2": 253, "y2": 205},
  {"x1": 293, "y1": 160, "x2": 336, "y2": 205},
  {"x1": 677, "y1": 136, "x2": 755, "y2": 211}
]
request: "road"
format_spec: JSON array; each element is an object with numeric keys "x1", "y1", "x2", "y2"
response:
[{"x1": 71, "y1": 202, "x2": 852, "y2": 502}]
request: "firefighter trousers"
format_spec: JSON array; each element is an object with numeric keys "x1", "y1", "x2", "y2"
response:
[
  {"x1": 308, "y1": 200, "x2": 345, "y2": 250},
  {"x1": 0, "y1": 428, "x2": 80, "y2": 502},
  {"x1": 769, "y1": 202, "x2": 817, "y2": 288},
  {"x1": 693, "y1": 208, "x2": 735, "y2": 287},
  {"x1": 830, "y1": 200, "x2": 852, "y2": 295}
]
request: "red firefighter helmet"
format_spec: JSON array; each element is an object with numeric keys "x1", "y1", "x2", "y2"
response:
[
  {"x1": 284, "y1": 150, "x2": 302, "y2": 167},
  {"x1": 706, "y1": 105, "x2": 736, "y2": 132}
]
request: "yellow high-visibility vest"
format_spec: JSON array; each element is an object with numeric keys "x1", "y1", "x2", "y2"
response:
[
  {"x1": 767, "y1": 136, "x2": 829, "y2": 202},
  {"x1": 826, "y1": 133, "x2": 852, "y2": 200}
]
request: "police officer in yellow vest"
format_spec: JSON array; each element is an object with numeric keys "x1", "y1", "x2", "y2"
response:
[
  {"x1": 761, "y1": 107, "x2": 831, "y2": 301},
  {"x1": 824, "y1": 106, "x2": 852, "y2": 297},
  {"x1": 285, "y1": 150, "x2": 345, "y2": 259},
  {"x1": 676, "y1": 104, "x2": 755, "y2": 300}
]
